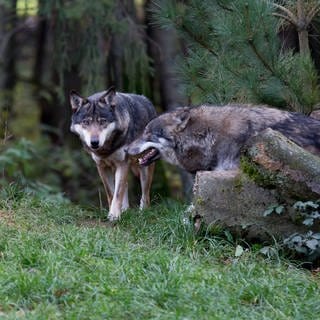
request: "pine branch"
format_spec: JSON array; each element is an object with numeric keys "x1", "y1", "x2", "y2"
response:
[
  {"x1": 273, "y1": 3, "x2": 298, "y2": 26},
  {"x1": 247, "y1": 39, "x2": 274, "y2": 74},
  {"x1": 244, "y1": 4, "x2": 290, "y2": 89},
  {"x1": 181, "y1": 23, "x2": 218, "y2": 57},
  {"x1": 216, "y1": 1, "x2": 233, "y2": 12},
  {"x1": 306, "y1": 4, "x2": 320, "y2": 26},
  {"x1": 272, "y1": 13, "x2": 296, "y2": 25}
]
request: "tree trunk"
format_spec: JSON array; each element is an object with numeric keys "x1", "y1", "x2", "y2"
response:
[
  {"x1": 145, "y1": 0, "x2": 194, "y2": 200},
  {"x1": 0, "y1": 0, "x2": 17, "y2": 141},
  {"x1": 296, "y1": 0, "x2": 310, "y2": 56},
  {"x1": 37, "y1": 4, "x2": 82, "y2": 145},
  {"x1": 106, "y1": 0, "x2": 136, "y2": 90},
  {"x1": 145, "y1": 0, "x2": 186, "y2": 111},
  {"x1": 107, "y1": 1, "x2": 124, "y2": 90}
]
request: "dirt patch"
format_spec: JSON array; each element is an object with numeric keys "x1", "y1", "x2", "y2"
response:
[
  {"x1": 77, "y1": 219, "x2": 116, "y2": 228},
  {"x1": 0, "y1": 210, "x2": 15, "y2": 227}
]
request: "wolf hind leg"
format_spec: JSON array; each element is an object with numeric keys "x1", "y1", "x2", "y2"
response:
[
  {"x1": 96, "y1": 163, "x2": 115, "y2": 208},
  {"x1": 139, "y1": 163, "x2": 155, "y2": 210}
]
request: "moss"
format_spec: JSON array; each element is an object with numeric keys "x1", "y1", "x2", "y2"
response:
[
  {"x1": 239, "y1": 156, "x2": 278, "y2": 188},
  {"x1": 196, "y1": 197, "x2": 205, "y2": 206},
  {"x1": 233, "y1": 175, "x2": 243, "y2": 192}
]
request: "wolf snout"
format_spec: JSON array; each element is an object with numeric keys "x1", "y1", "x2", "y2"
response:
[
  {"x1": 126, "y1": 145, "x2": 139, "y2": 156},
  {"x1": 90, "y1": 138, "x2": 100, "y2": 149}
]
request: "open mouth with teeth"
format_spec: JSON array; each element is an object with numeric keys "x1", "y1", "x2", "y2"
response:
[{"x1": 138, "y1": 148, "x2": 160, "y2": 166}]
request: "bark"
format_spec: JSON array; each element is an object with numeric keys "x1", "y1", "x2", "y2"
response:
[
  {"x1": 106, "y1": 0, "x2": 136, "y2": 89},
  {"x1": 36, "y1": 2, "x2": 82, "y2": 145},
  {"x1": 0, "y1": 0, "x2": 17, "y2": 140},
  {"x1": 296, "y1": 0, "x2": 310, "y2": 55},
  {"x1": 145, "y1": 0, "x2": 186, "y2": 111},
  {"x1": 145, "y1": 0, "x2": 193, "y2": 200},
  {"x1": 32, "y1": 18, "x2": 47, "y2": 83}
]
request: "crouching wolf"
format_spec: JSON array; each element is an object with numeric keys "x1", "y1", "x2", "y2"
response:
[
  {"x1": 70, "y1": 86, "x2": 156, "y2": 220},
  {"x1": 127, "y1": 104, "x2": 320, "y2": 173}
]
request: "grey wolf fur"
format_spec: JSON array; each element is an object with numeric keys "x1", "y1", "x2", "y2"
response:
[
  {"x1": 127, "y1": 104, "x2": 320, "y2": 174},
  {"x1": 70, "y1": 86, "x2": 156, "y2": 220}
]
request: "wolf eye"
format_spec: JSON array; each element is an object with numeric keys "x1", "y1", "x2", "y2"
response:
[
  {"x1": 82, "y1": 119, "x2": 90, "y2": 126},
  {"x1": 99, "y1": 118, "x2": 107, "y2": 125},
  {"x1": 155, "y1": 129, "x2": 163, "y2": 137}
]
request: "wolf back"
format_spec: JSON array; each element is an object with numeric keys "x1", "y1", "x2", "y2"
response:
[{"x1": 127, "y1": 104, "x2": 320, "y2": 173}]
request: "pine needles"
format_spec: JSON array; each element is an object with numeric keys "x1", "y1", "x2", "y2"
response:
[{"x1": 151, "y1": 0, "x2": 320, "y2": 113}]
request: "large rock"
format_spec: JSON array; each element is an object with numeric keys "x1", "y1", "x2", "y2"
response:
[
  {"x1": 243, "y1": 128, "x2": 320, "y2": 200},
  {"x1": 193, "y1": 170, "x2": 312, "y2": 241},
  {"x1": 193, "y1": 129, "x2": 320, "y2": 243}
]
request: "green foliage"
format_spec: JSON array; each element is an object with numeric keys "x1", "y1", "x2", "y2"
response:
[
  {"x1": 0, "y1": 138, "x2": 172, "y2": 207},
  {"x1": 263, "y1": 204, "x2": 285, "y2": 217},
  {"x1": 151, "y1": 0, "x2": 320, "y2": 112},
  {"x1": 293, "y1": 200, "x2": 320, "y2": 226},
  {"x1": 261, "y1": 200, "x2": 320, "y2": 259},
  {"x1": 37, "y1": 0, "x2": 152, "y2": 97},
  {"x1": 0, "y1": 138, "x2": 36, "y2": 179},
  {"x1": 284, "y1": 231, "x2": 320, "y2": 257},
  {"x1": 0, "y1": 192, "x2": 320, "y2": 318},
  {"x1": 0, "y1": 138, "x2": 101, "y2": 205}
]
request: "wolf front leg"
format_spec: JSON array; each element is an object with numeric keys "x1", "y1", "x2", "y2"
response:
[
  {"x1": 108, "y1": 163, "x2": 130, "y2": 221},
  {"x1": 139, "y1": 163, "x2": 155, "y2": 209}
]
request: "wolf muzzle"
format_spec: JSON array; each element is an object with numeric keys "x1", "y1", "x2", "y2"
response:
[{"x1": 90, "y1": 138, "x2": 100, "y2": 149}]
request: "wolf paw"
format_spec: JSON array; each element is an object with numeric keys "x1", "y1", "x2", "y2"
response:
[{"x1": 108, "y1": 213, "x2": 120, "y2": 222}]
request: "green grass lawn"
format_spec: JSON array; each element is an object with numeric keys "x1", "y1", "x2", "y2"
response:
[{"x1": 0, "y1": 187, "x2": 319, "y2": 319}]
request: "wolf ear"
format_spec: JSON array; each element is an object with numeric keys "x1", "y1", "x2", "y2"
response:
[
  {"x1": 99, "y1": 86, "x2": 116, "y2": 107},
  {"x1": 174, "y1": 108, "x2": 190, "y2": 132},
  {"x1": 70, "y1": 90, "x2": 87, "y2": 111}
]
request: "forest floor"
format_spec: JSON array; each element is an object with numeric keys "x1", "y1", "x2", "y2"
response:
[{"x1": 0, "y1": 187, "x2": 319, "y2": 319}]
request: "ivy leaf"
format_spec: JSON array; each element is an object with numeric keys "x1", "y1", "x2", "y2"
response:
[
  {"x1": 275, "y1": 205, "x2": 284, "y2": 214},
  {"x1": 235, "y1": 245, "x2": 244, "y2": 257},
  {"x1": 263, "y1": 207, "x2": 274, "y2": 217},
  {"x1": 305, "y1": 201, "x2": 319, "y2": 209},
  {"x1": 290, "y1": 235, "x2": 302, "y2": 244},
  {"x1": 303, "y1": 218, "x2": 314, "y2": 226},
  {"x1": 312, "y1": 233, "x2": 320, "y2": 240},
  {"x1": 306, "y1": 239, "x2": 319, "y2": 251},
  {"x1": 294, "y1": 246, "x2": 308, "y2": 254},
  {"x1": 293, "y1": 201, "x2": 304, "y2": 210},
  {"x1": 310, "y1": 211, "x2": 320, "y2": 219},
  {"x1": 259, "y1": 246, "x2": 273, "y2": 256},
  {"x1": 224, "y1": 230, "x2": 234, "y2": 243}
]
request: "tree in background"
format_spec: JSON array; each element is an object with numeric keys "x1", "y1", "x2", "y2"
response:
[
  {"x1": 274, "y1": 0, "x2": 320, "y2": 56},
  {"x1": 0, "y1": 0, "x2": 162, "y2": 202},
  {"x1": 36, "y1": 0, "x2": 153, "y2": 143},
  {"x1": 2, "y1": 0, "x2": 320, "y2": 202},
  {"x1": 0, "y1": 0, "x2": 17, "y2": 141},
  {"x1": 151, "y1": 0, "x2": 320, "y2": 114}
]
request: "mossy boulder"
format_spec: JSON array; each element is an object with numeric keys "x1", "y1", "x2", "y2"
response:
[
  {"x1": 192, "y1": 129, "x2": 320, "y2": 244},
  {"x1": 243, "y1": 128, "x2": 320, "y2": 200}
]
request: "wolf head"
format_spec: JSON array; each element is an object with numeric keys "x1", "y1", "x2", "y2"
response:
[
  {"x1": 70, "y1": 86, "x2": 120, "y2": 150},
  {"x1": 127, "y1": 107, "x2": 191, "y2": 166}
]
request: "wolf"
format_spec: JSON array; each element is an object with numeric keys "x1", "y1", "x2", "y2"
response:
[
  {"x1": 127, "y1": 104, "x2": 320, "y2": 174},
  {"x1": 70, "y1": 86, "x2": 157, "y2": 221}
]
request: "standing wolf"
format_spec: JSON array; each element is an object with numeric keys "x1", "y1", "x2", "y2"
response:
[
  {"x1": 127, "y1": 105, "x2": 320, "y2": 173},
  {"x1": 70, "y1": 86, "x2": 156, "y2": 221}
]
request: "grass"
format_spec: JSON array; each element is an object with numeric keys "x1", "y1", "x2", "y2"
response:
[{"x1": 0, "y1": 186, "x2": 319, "y2": 319}]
